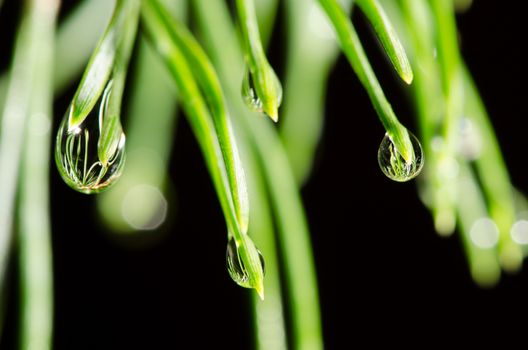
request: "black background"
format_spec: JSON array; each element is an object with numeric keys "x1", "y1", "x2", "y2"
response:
[{"x1": 2, "y1": 1, "x2": 528, "y2": 348}]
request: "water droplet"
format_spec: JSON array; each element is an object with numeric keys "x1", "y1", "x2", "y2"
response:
[
  {"x1": 55, "y1": 81, "x2": 126, "y2": 194},
  {"x1": 241, "y1": 67, "x2": 282, "y2": 121},
  {"x1": 241, "y1": 68, "x2": 264, "y2": 114},
  {"x1": 226, "y1": 236, "x2": 265, "y2": 288},
  {"x1": 378, "y1": 132, "x2": 424, "y2": 182}
]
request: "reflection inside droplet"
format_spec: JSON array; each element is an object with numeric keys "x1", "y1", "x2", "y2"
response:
[
  {"x1": 241, "y1": 68, "x2": 264, "y2": 113},
  {"x1": 240, "y1": 66, "x2": 283, "y2": 121},
  {"x1": 378, "y1": 132, "x2": 424, "y2": 182},
  {"x1": 470, "y1": 217, "x2": 499, "y2": 249},
  {"x1": 226, "y1": 236, "x2": 265, "y2": 288},
  {"x1": 55, "y1": 81, "x2": 126, "y2": 194}
]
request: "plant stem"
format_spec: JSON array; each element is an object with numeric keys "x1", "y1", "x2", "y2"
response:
[
  {"x1": 398, "y1": 0, "x2": 457, "y2": 234},
  {"x1": 97, "y1": 0, "x2": 185, "y2": 233},
  {"x1": 192, "y1": 2, "x2": 287, "y2": 348},
  {"x1": 0, "y1": 0, "x2": 114, "y2": 113},
  {"x1": 0, "y1": 2, "x2": 116, "y2": 304},
  {"x1": 141, "y1": 0, "x2": 264, "y2": 296},
  {"x1": 246, "y1": 148, "x2": 287, "y2": 350},
  {"x1": 254, "y1": 0, "x2": 279, "y2": 46},
  {"x1": 318, "y1": 0, "x2": 415, "y2": 163},
  {"x1": 235, "y1": 0, "x2": 282, "y2": 121},
  {"x1": 0, "y1": 0, "x2": 58, "y2": 343},
  {"x1": 193, "y1": 1, "x2": 323, "y2": 348},
  {"x1": 53, "y1": 0, "x2": 114, "y2": 94},
  {"x1": 281, "y1": 0, "x2": 348, "y2": 185},
  {"x1": 68, "y1": 0, "x2": 140, "y2": 129},
  {"x1": 456, "y1": 163, "x2": 501, "y2": 287},
  {"x1": 462, "y1": 66, "x2": 522, "y2": 271},
  {"x1": 0, "y1": 0, "x2": 52, "y2": 319},
  {"x1": 96, "y1": 35, "x2": 180, "y2": 232},
  {"x1": 237, "y1": 0, "x2": 266, "y2": 63},
  {"x1": 241, "y1": 1, "x2": 286, "y2": 346},
  {"x1": 151, "y1": 3, "x2": 250, "y2": 234},
  {"x1": 355, "y1": 0, "x2": 413, "y2": 84}
]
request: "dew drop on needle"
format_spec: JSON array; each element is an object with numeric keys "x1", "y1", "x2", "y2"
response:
[
  {"x1": 226, "y1": 236, "x2": 265, "y2": 288},
  {"x1": 378, "y1": 132, "x2": 424, "y2": 182},
  {"x1": 55, "y1": 80, "x2": 126, "y2": 194},
  {"x1": 241, "y1": 68, "x2": 264, "y2": 113}
]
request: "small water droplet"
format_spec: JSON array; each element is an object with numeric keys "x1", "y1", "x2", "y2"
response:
[
  {"x1": 241, "y1": 68, "x2": 264, "y2": 114},
  {"x1": 378, "y1": 132, "x2": 424, "y2": 182},
  {"x1": 55, "y1": 81, "x2": 126, "y2": 194},
  {"x1": 241, "y1": 67, "x2": 282, "y2": 121},
  {"x1": 226, "y1": 236, "x2": 265, "y2": 288}
]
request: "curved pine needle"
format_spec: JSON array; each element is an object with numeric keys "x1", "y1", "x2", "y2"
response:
[
  {"x1": 463, "y1": 66, "x2": 522, "y2": 271},
  {"x1": 192, "y1": 2, "x2": 288, "y2": 348},
  {"x1": 145, "y1": 1, "x2": 249, "y2": 234},
  {"x1": 281, "y1": 0, "x2": 350, "y2": 184},
  {"x1": 141, "y1": 0, "x2": 263, "y2": 297},
  {"x1": 193, "y1": 0, "x2": 323, "y2": 347},
  {"x1": 69, "y1": 0, "x2": 139, "y2": 129},
  {"x1": 355, "y1": 0, "x2": 413, "y2": 84},
  {"x1": 235, "y1": 0, "x2": 282, "y2": 122},
  {"x1": 456, "y1": 164, "x2": 501, "y2": 287},
  {"x1": 318, "y1": 0, "x2": 415, "y2": 164},
  {"x1": 0, "y1": 0, "x2": 58, "y2": 342}
]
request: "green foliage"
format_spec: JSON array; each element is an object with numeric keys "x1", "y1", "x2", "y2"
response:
[{"x1": 1, "y1": 0, "x2": 526, "y2": 348}]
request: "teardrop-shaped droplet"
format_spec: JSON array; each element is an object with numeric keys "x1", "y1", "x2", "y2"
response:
[
  {"x1": 55, "y1": 81, "x2": 126, "y2": 194},
  {"x1": 241, "y1": 67, "x2": 283, "y2": 121},
  {"x1": 378, "y1": 132, "x2": 424, "y2": 182},
  {"x1": 241, "y1": 68, "x2": 264, "y2": 113},
  {"x1": 226, "y1": 236, "x2": 265, "y2": 288}
]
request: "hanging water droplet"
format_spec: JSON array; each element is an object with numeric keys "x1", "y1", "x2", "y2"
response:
[
  {"x1": 226, "y1": 236, "x2": 265, "y2": 288},
  {"x1": 241, "y1": 66, "x2": 283, "y2": 121},
  {"x1": 55, "y1": 81, "x2": 126, "y2": 194},
  {"x1": 241, "y1": 68, "x2": 264, "y2": 113},
  {"x1": 378, "y1": 132, "x2": 424, "y2": 182}
]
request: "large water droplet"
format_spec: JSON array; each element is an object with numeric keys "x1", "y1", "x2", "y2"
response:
[
  {"x1": 55, "y1": 81, "x2": 126, "y2": 194},
  {"x1": 226, "y1": 236, "x2": 265, "y2": 288},
  {"x1": 241, "y1": 68, "x2": 264, "y2": 113},
  {"x1": 378, "y1": 132, "x2": 424, "y2": 182}
]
